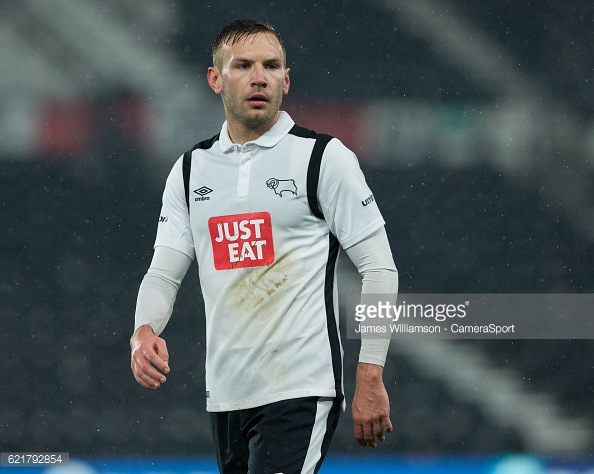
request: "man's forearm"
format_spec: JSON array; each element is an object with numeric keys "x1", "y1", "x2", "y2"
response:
[
  {"x1": 135, "y1": 273, "x2": 178, "y2": 335},
  {"x1": 345, "y1": 227, "x2": 398, "y2": 367},
  {"x1": 134, "y1": 246, "x2": 192, "y2": 335}
]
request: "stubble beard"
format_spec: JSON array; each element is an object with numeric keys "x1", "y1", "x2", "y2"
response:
[{"x1": 223, "y1": 90, "x2": 284, "y2": 134}]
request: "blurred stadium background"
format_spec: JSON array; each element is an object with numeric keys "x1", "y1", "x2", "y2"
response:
[{"x1": 1, "y1": 0, "x2": 594, "y2": 472}]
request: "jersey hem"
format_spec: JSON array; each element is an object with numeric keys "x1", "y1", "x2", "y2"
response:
[
  {"x1": 206, "y1": 388, "x2": 338, "y2": 412},
  {"x1": 154, "y1": 240, "x2": 195, "y2": 260},
  {"x1": 340, "y1": 218, "x2": 385, "y2": 250}
]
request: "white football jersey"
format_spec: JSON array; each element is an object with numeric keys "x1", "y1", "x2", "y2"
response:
[{"x1": 155, "y1": 112, "x2": 384, "y2": 412}]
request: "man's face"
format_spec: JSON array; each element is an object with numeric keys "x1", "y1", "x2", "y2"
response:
[{"x1": 208, "y1": 32, "x2": 290, "y2": 138}]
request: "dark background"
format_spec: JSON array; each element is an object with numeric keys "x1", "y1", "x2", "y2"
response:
[{"x1": 1, "y1": 0, "x2": 593, "y2": 460}]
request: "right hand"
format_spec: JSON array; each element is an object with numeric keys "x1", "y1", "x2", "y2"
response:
[{"x1": 130, "y1": 325, "x2": 170, "y2": 389}]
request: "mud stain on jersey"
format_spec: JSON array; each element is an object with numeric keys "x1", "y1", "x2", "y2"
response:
[
  {"x1": 267, "y1": 360, "x2": 289, "y2": 382},
  {"x1": 258, "y1": 348, "x2": 279, "y2": 363},
  {"x1": 226, "y1": 252, "x2": 294, "y2": 315}
]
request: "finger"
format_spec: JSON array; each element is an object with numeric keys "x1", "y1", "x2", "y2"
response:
[
  {"x1": 153, "y1": 338, "x2": 170, "y2": 372},
  {"x1": 362, "y1": 422, "x2": 377, "y2": 448},
  {"x1": 132, "y1": 356, "x2": 164, "y2": 388},
  {"x1": 132, "y1": 350, "x2": 168, "y2": 387},
  {"x1": 147, "y1": 339, "x2": 170, "y2": 373},
  {"x1": 136, "y1": 372, "x2": 160, "y2": 390},
  {"x1": 132, "y1": 361, "x2": 161, "y2": 389},
  {"x1": 353, "y1": 423, "x2": 367, "y2": 447},
  {"x1": 383, "y1": 414, "x2": 393, "y2": 434},
  {"x1": 375, "y1": 422, "x2": 386, "y2": 443},
  {"x1": 142, "y1": 348, "x2": 169, "y2": 376}
]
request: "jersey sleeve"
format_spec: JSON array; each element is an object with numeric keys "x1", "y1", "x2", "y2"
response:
[
  {"x1": 153, "y1": 156, "x2": 196, "y2": 259},
  {"x1": 317, "y1": 138, "x2": 385, "y2": 249}
]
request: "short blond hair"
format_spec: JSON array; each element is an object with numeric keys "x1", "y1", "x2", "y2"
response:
[{"x1": 212, "y1": 19, "x2": 286, "y2": 70}]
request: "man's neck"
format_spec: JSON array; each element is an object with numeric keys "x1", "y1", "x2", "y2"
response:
[{"x1": 226, "y1": 113, "x2": 279, "y2": 145}]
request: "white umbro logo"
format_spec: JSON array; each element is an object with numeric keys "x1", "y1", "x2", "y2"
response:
[{"x1": 194, "y1": 186, "x2": 213, "y2": 202}]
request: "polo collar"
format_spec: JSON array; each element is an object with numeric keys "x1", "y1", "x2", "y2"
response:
[{"x1": 218, "y1": 111, "x2": 295, "y2": 152}]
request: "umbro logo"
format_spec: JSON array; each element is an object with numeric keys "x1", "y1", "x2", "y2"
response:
[
  {"x1": 194, "y1": 186, "x2": 213, "y2": 201},
  {"x1": 362, "y1": 193, "x2": 375, "y2": 206},
  {"x1": 194, "y1": 186, "x2": 213, "y2": 196}
]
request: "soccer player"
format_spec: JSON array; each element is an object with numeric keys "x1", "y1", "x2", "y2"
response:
[{"x1": 130, "y1": 19, "x2": 398, "y2": 473}]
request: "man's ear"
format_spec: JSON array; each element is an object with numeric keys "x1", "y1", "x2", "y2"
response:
[
  {"x1": 207, "y1": 67, "x2": 223, "y2": 94},
  {"x1": 283, "y1": 67, "x2": 291, "y2": 95}
]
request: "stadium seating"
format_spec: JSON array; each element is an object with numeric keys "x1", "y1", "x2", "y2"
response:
[{"x1": 2, "y1": 154, "x2": 592, "y2": 454}]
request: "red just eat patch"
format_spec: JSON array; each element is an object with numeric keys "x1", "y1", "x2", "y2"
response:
[{"x1": 208, "y1": 212, "x2": 275, "y2": 270}]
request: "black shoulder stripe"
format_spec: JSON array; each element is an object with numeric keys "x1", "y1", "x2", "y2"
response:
[
  {"x1": 306, "y1": 132, "x2": 333, "y2": 220},
  {"x1": 182, "y1": 133, "x2": 220, "y2": 212},
  {"x1": 195, "y1": 133, "x2": 220, "y2": 151},
  {"x1": 289, "y1": 124, "x2": 318, "y2": 139},
  {"x1": 182, "y1": 149, "x2": 192, "y2": 210},
  {"x1": 290, "y1": 124, "x2": 333, "y2": 219}
]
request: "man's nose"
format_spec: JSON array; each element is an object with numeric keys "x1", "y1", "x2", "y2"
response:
[{"x1": 252, "y1": 65, "x2": 267, "y2": 85}]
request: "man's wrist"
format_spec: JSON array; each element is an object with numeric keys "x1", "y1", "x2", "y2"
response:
[
  {"x1": 130, "y1": 324, "x2": 155, "y2": 348},
  {"x1": 356, "y1": 362, "x2": 384, "y2": 383}
]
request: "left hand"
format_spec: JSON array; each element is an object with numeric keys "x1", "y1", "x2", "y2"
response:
[{"x1": 352, "y1": 362, "x2": 393, "y2": 448}]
